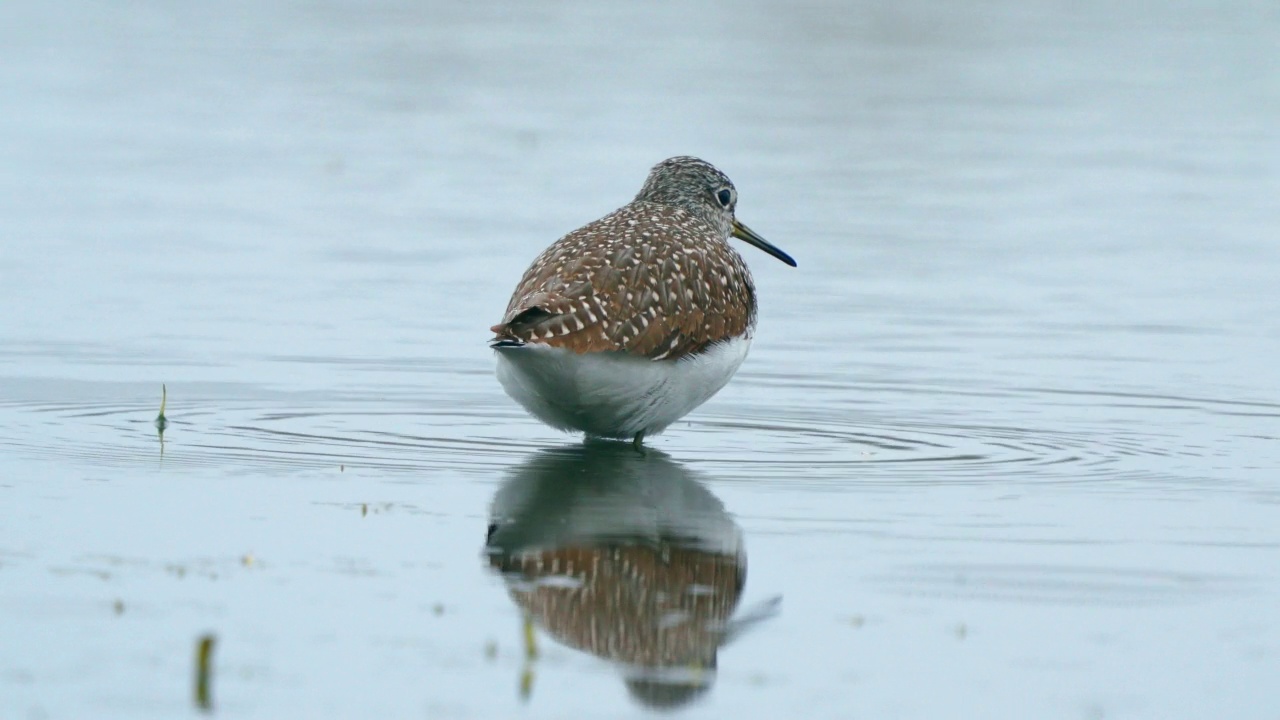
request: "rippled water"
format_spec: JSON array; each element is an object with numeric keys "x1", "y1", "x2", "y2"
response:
[{"x1": 2, "y1": 1, "x2": 1278, "y2": 718}]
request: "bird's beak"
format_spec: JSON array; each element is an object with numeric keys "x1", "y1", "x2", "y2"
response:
[{"x1": 732, "y1": 220, "x2": 797, "y2": 267}]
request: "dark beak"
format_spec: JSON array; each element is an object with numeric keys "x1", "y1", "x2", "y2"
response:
[{"x1": 732, "y1": 220, "x2": 796, "y2": 267}]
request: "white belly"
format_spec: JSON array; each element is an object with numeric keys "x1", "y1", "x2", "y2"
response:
[{"x1": 494, "y1": 337, "x2": 751, "y2": 439}]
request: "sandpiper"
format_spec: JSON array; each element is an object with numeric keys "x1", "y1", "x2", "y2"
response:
[{"x1": 490, "y1": 156, "x2": 796, "y2": 446}]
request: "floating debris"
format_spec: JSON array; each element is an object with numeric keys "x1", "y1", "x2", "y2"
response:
[
  {"x1": 113, "y1": 599, "x2": 125, "y2": 615},
  {"x1": 241, "y1": 553, "x2": 255, "y2": 568},
  {"x1": 519, "y1": 614, "x2": 538, "y2": 702},
  {"x1": 155, "y1": 384, "x2": 168, "y2": 456},
  {"x1": 194, "y1": 633, "x2": 216, "y2": 712},
  {"x1": 154, "y1": 384, "x2": 169, "y2": 431},
  {"x1": 519, "y1": 664, "x2": 535, "y2": 702},
  {"x1": 523, "y1": 614, "x2": 538, "y2": 660},
  {"x1": 484, "y1": 640, "x2": 498, "y2": 660}
]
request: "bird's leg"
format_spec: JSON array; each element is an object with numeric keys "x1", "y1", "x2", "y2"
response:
[{"x1": 632, "y1": 431, "x2": 646, "y2": 453}]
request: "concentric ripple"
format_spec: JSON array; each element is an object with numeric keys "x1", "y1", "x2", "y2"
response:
[{"x1": 3, "y1": 369, "x2": 1268, "y2": 488}]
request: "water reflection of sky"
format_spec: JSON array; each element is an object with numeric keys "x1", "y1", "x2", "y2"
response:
[{"x1": 0, "y1": 1, "x2": 1277, "y2": 718}]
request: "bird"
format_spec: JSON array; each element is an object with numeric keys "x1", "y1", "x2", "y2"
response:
[{"x1": 489, "y1": 156, "x2": 796, "y2": 447}]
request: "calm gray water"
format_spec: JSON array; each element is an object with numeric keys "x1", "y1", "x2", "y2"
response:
[{"x1": 2, "y1": 1, "x2": 1278, "y2": 718}]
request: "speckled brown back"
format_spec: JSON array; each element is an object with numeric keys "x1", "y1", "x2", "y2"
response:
[{"x1": 490, "y1": 202, "x2": 757, "y2": 361}]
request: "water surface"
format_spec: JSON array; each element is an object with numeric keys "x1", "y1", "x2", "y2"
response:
[{"x1": 1, "y1": 1, "x2": 1278, "y2": 718}]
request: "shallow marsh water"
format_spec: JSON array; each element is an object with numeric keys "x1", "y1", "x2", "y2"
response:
[{"x1": 2, "y1": 1, "x2": 1279, "y2": 718}]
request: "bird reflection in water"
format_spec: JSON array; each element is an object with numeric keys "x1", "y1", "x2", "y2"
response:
[{"x1": 484, "y1": 442, "x2": 779, "y2": 710}]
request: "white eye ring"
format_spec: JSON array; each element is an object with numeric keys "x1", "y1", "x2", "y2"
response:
[{"x1": 716, "y1": 187, "x2": 734, "y2": 208}]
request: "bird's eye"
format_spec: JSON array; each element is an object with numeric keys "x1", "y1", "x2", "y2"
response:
[{"x1": 716, "y1": 188, "x2": 734, "y2": 207}]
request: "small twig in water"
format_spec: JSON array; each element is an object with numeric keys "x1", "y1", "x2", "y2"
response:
[{"x1": 194, "y1": 633, "x2": 216, "y2": 712}]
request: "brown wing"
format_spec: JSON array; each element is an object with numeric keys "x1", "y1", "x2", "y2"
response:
[{"x1": 490, "y1": 203, "x2": 756, "y2": 360}]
